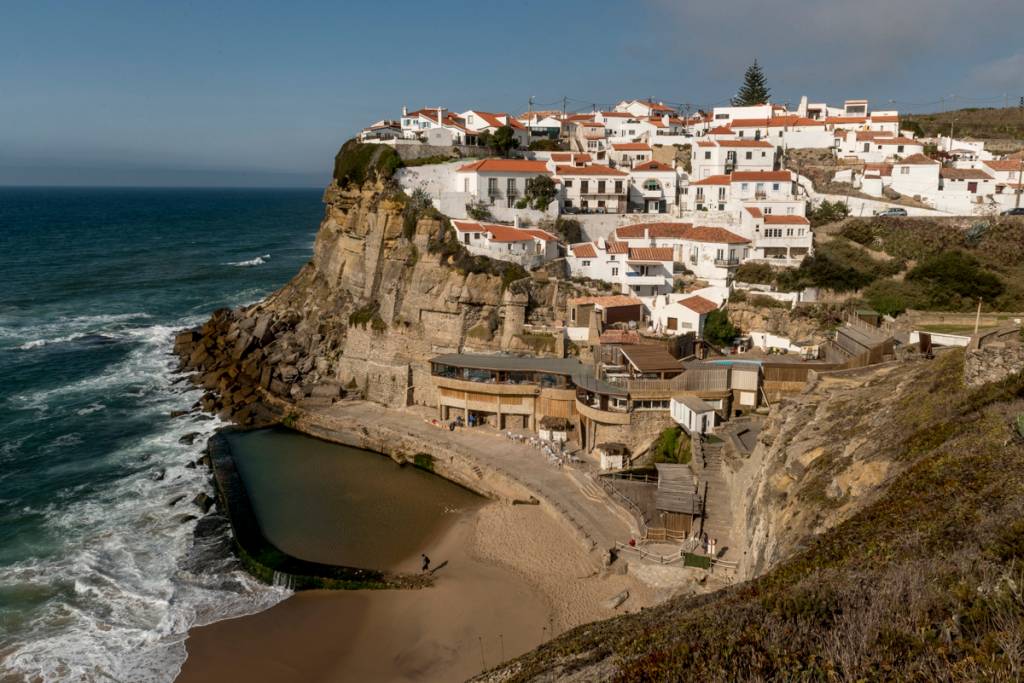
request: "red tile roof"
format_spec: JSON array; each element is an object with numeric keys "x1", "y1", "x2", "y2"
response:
[
  {"x1": 451, "y1": 220, "x2": 558, "y2": 242},
  {"x1": 826, "y1": 116, "x2": 868, "y2": 124},
  {"x1": 687, "y1": 226, "x2": 750, "y2": 244},
  {"x1": 708, "y1": 126, "x2": 734, "y2": 135},
  {"x1": 615, "y1": 222, "x2": 693, "y2": 239},
  {"x1": 731, "y1": 170, "x2": 793, "y2": 182},
  {"x1": 627, "y1": 247, "x2": 674, "y2": 262},
  {"x1": 876, "y1": 137, "x2": 919, "y2": 146},
  {"x1": 606, "y1": 240, "x2": 629, "y2": 254},
  {"x1": 570, "y1": 242, "x2": 597, "y2": 258},
  {"x1": 763, "y1": 215, "x2": 810, "y2": 225},
  {"x1": 569, "y1": 295, "x2": 642, "y2": 308},
  {"x1": 869, "y1": 115, "x2": 900, "y2": 123},
  {"x1": 555, "y1": 164, "x2": 628, "y2": 176},
  {"x1": 745, "y1": 207, "x2": 763, "y2": 218},
  {"x1": 457, "y1": 159, "x2": 550, "y2": 174},
  {"x1": 611, "y1": 143, "x2": 652, "y2": 151},
  {"x1": 550, "y1": 152, "x2": 592, "y2": 163},
  {"x1": 896, "y1": 153, "x2": 939, "y2": 166},
  {"x1": 983, "y1": 159, "x2": 1024, "y2": 172},
  {"x1": 940, "y1": 168, "x2": 993, "y2": 180},
  {"x1": 691, "y1": 175, "x2": 731, "y2": 186},
  {"x1": 680, "y1": 296, "x2": 719, "y2": 314},
  {"x1": 633, "y1": 160, "x2": 674, "y2": 171}
]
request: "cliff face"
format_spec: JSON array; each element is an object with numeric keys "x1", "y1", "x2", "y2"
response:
[{"x1": 175, "y1": 165, "x2": 573, "y2": 421}]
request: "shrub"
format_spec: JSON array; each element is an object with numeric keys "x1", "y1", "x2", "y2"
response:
[
  {"x1": 703, "y1": 309, "x2": 739, "y2": 346},
  {"x1": 402, "y1": 187, "x2": 435, "y2": 239},
  {"x1": 552, "y1": 217, "x2": 583, "y2": 243},
  {"x1": 332, "y1": 139, "x2": 400, "y2": 187},
  {"x1": 524, "y1": 175, "x2": 558, "y2": 210},
  {"x1": 348, "y1": 302, "x2": 386, "y2": 332},
  {"x1": 651, "y1": 427, "x2": 691, "y2": 464},
  {"x1": 734, "y1": 262, "x2": 776, "y2": 284},
  {"x1": 528, "y1": 138, "x2": 563, "y2": 151},
  {"x1": 401, "y1": 154, "x2": 454, "y2": 167},
  {"x1": 465, "y1": 200, "x2": 493, "y2": 221},
  {"x1": 863, "y1": 278, "x2": 926, "y2": 317},
  {"x1": 807, "y1": 199, "x2": 850, "y2": 227},
  {"x1": 907, "y1": 250, "x2": 1005, "y2": 309}
]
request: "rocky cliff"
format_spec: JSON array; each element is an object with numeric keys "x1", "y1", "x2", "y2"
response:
[{"x1": 175, "y1": 143, "x2": 577, "y2": 420}]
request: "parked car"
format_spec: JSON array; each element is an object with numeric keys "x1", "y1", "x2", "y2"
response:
[
  {"x1": 874, "y1": 207, "x2": 908, "y2": 217},
  {"x1": 1000, "y1": 207, "x2": 1024, "y2": 216}
]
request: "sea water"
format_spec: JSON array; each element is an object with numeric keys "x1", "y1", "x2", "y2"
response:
[{"x1": 0, "y1": 187, "x2": 323, "y2": 681}]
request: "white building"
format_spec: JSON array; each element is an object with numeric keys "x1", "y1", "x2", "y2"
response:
[
  {"x1": 613, "y1": 222, "x2": 750, "y2": 287},
  {"x1": 455, "y1": 159, "x2": 554, "y2": 208},
  {"x1": 627, "y1": 160, "x2": 679, "y2": 214},
  {"x1": 889, "y1": 154, "x2": 941, "y2": 199},
  {"x1": 740, "y1": 209, "x2": 812, "y2": 265},
  {"x1": 692, "y1": 139, "x2": 776, "y2": 178},
  {"x1": 358, "y1": 119, "x2": 402, "y2": 142},
  {"x1": 566, "y1": 238, "x2": 674, "y2": 297},
  {"x1": 649, "y1": 293, "x2": 721, "y2": 337},
  {"x1": 609, "y1": 143, "x2": 653, "y2": 169},
  {"x1": 835, "y1": 131, "x2": 923, "y2": 163},
  {"x1": 450, "y1": 220, "x2": 560, "y2": 269},
  {"x1": 460, "y1": 110, "x2": 530, "y2": 148},
  {"x1": 670, "y1": 394, "x2": 716, "y2": 435},
  {"x1": 556, "y1": 164, "x2": 629, "y2": 214},
  {"x1": 614, "y1": 99, "x2": 678, "y2": 118}
]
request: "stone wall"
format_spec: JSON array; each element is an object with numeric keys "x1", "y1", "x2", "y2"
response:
[{"x1": 964, "y1": 337, "x2": 1024, "y2": 387}]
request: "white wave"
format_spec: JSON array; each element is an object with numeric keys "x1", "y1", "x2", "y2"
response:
[
  {"x1": 2, "y1": 312, "x2": 151, "y2": 349},
  {"x1": 0, "y1": 328, "x2": 290, "y2": 682},
  {"x1": 226, "y1": 253, "x2": 270, "y2": 267},
  {"x1": 75, "y1": 403, "x2": 106, "y2": 416}
]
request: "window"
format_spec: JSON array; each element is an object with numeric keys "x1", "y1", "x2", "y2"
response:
[
  {"x1": 718, "y1": 187, "x2": 726, "y2": 200},
  {"x1": 704, "y1": 151, "x2": 711, "y2": 159},
  {"x1": 598, "y1": 200, "x2": 606, "y2": 208},
  {"x1": 611, "y1": 267, "x2": 619, "y2": 276},
  {"x1": 901, "y1": 167, "x2": 910, "y2": 175},
  {"x1": 745, "y1": 151, "x2": 752, "y2": 160},
  {"x1": 716, "y1": 248, "x2": 724, "y2": 260},
  {"x1": 487, "y1": 178, "x2": 498, "y2": 195},
  {"x1": 564, "y1": 200, "x2": 573, "y2": 208},
  {"x1": 570, "y1": 308, "x2": 576, "y2": 322},
  {"x1": 741, "y1": 183, "x2": 748, "y2": 191},
  {"x1": 772, "y1": 183, "x2": 780, "y2": 191},
  {"x1": 581, "y1": 180, "x2": 589, "y2": 193},
  {"x1": 581, "y1": 260, "x2": 591, "y2": 266},
  {"x1": 507, "y1": 178, "x2": 516, "y2": 195},
  {"x1": 564, "y1": 179, "x2": 573, "y2": 187},
  {"x1": 614, "y1": 180, "x2": 623, "y2": 193},
  {"x1": 598, "y1": 181, "x2": 606, "y2": 193},
  {"x1": 609, "y1": 255, "x2": 616, "y2": 261},
  {"x1": 644, "y1": 179, "x2": 659, "y2": 191},
  {"x1": 897, "y1": 145, "x2": 904, "y2": 153},
  {"x1": 667, "y1": 317, "x2": 678, "y2": 330},
  {"x1": 786, "y1": 206, "x2": 795, "y2": 215}
]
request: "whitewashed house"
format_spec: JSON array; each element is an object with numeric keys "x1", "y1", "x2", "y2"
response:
[
  {"x1": 358, "y1": 119, "x2": 402, "y2": 142},
  {"x1": 609, "y1": 143, "x2": 653, "y2": 168},
  {"x1": 613, "y1": 222, "x2": 749, "y2": 287},
  {"x1": 455, "y1": 159, "x2": 554, "y2": 208},
  {"x1": 566, "y1": 238, "x2": 674, "y2": 297},
  {"x1": 451, "y1": 220, "x2": 560, "y2": 269},
  {"x1": 597, "y1": 112, "x2": 645, "y2": 143},
  {"x1": 555, "y1": 164, "x2": 629, "y2": 214},
  {"x1": 934, "y1": 167, "x2": 997, "y2": 213},
  {"x1": 670, "y1": 394, "x2": 716, "y2": 435},
  {"x1": 460, "y1": 110, "x2": 530, "y2": 148},
  {"x1": 614, "y1": 99, "x2": 677, "y2": 118},
  {"x1": 692, "y1": 139, "x2": 776, "y2": 178},
  {"x1": 709, "y1": 103, "x2": 778, "y2": 126},
  {"x1": 981, "y1": 158, "x2": 1024, "y2": 185},
  {"x1": 572, "y1": 121, "x2": 609, "y2": 156},
  {"x1": 627, "y1": 160, "x2": 679, "y2": 214},
  {"x1": 740, "y1": 209, "x2": 812, "y2": 265},
  {"x1": 889, "y1": 154, "x2": 941, "y2": 199},
  {"x1": 649, "y1": 293, "x2": 721, "y2": 337},
  {"x1": 836, "y1": 131, "x2": 923, "y2": 163}
]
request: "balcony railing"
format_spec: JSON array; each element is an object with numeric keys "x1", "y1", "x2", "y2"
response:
[{"x1": 713, "y1": 258, "x2": 740, "y2": 267}]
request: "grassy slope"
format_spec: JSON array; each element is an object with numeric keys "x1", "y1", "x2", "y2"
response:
[
  {"x1": 491, "y1": 352, "x2": 1024, "y2": 682},
  {"x1": 901, "y1": 107, "x2": 1024, "y2": 148}
]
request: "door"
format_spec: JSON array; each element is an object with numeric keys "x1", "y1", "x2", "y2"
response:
[{"x1": 967, "y1": 182, "x2": 978, "y2": 193}]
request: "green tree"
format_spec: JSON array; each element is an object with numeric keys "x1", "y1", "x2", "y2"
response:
[
  {"x1": 491, "y1": 125, "x2": 520, "y2": 157},
  {"x1": 731, "y1": 59, "x2": 771, "y2": 106},
  {"x1": 524, "y1": 175, "x2": 557, "y2": 209},
  {"x1": 703, "y1": 309, "x2": 739, "y2": 346}
]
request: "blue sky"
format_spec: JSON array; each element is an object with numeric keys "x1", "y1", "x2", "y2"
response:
[{"x1": 3, "y1": 0, "x2": 1023, "y2": 187}]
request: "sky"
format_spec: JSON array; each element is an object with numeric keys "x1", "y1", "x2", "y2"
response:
[{"x1": 2, "y1": 0, "x2": 1023, "y2": 187}]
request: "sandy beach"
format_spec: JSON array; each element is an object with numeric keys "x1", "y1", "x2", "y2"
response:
[{"x1": 178, "y1": 499, "x2": 657, "y2": 682}]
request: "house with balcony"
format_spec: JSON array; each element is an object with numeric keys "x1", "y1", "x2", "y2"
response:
[
  {"x1": 454, "y1": 159, "x2": 553, "y2": 208},
  {"x1": 597, "y1": 111, "x2": 646, "y2": 143},
  {"x1": 612, "y1": 222, "x2": 749, "y2": 286},
  {"x1": 627, "y1": 160, "x2": 679, "y2": 214},
  {"x1": 571, "y1": 121, "x2": 609, "y2": 156},
  {"x1": 358, "y1": 119, "x2": 402, "y2": 142},
  {"x1": 836, "y1": 131, "x2": 923, "y2": 163},
  {"x1": 450, "y1": 220, "x2": 561, "y2": 269},
  {"x1": 556, "y1": 164, "x2": 629, "y2": 214},
  {"x1": 609, "y1": 143, "x2": 653, "y2": 168},
  {"x1": 566, "y1": 238, "x2": 674, "y2": 297},
  {"x1": 692, "y1": 139, "x2": 776, "y2": 179},
  {"x1": 566, "y1": 295, "x2": 646, "y2": 342},
  {"x1": 429, "y1": 354, "x2": 582, "y2": 432},
  {"x1": 740, "y1": 209, "x2": 812, "y2": 265},
  {"x1": 459, "y1": 110, "x2": 530, "y2": 147}
]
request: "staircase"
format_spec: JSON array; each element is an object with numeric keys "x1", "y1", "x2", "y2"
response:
[{"x1": 692, "y1": 438, "x2": 734, "y2": 558}]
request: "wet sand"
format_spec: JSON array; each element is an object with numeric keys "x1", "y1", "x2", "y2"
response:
[{"x1": 178, "y1": 508, "x2": 550, "y2": 683}]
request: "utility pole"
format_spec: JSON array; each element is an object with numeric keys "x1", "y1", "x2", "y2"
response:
[
  {"x1": 1016, "y1": 153, "x2": 1023, "y2": 209},
  {"x1": 561, "y1": 95, "x2": 567, "y2": 120},
  {"x1": 974, "y1": 298, "x2": 983, "y2": 335}
]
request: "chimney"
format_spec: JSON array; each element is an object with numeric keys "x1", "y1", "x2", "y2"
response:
[
  {"x1": 402, "y1": 105, "x2": 407, "y2": 116},
  {"x1": 513, "y1": 213, "x2": 521, "y2": 228},
  {"x1": 437, "y1": 108, "x2": 443, "y2": 125}
]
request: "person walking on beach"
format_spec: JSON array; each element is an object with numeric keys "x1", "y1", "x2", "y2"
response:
[{"x1": 421, "y1": 554, "x2": 430, "y2": 572}]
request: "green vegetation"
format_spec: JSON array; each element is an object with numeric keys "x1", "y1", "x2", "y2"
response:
[
  {"x1": 402, "y1": 187, "x2": 437, "y2": 239},
  {"x1": 332, "y1": 139, "x2": 401, "y2": 187},
  {"x1": 348, "y1": 302, "x2": 387, "y2": 332},
  {"x1": 731, "y1": 59, "x2": 770, "y2": 106},
  {"x1": 901, "y1": 106, "x2": 1024, "y2": 142},
  {"x1": 401, "y1": 154, "x2": 456, "y2": 167},
  {"x1": 413, "y1": 453, "x2": 434, "y2": 472},
  {"x1": 500, "y1": 354, "x2": 1024, "y2": 681},
  {"x1": 651, "y1": 427, "x2": 691, "y2": 465},
  {"x1": 465, "y1": 199, "x2": 494, "y2": 221},
  {"x1": 807, "y1": 199, "x2": 850, "y2": 227},
  {"x1": 426, "y1": 218, "x2": 529, "y2": 291},
  {"x1": 478, "y1": 125, "x2": 520, "y2": 157},
  {"x1": 734, "y1": 262, "x2": 776, "y2": 285},
  {"x1": 523, "y1": 174, "x2": 558, "y2": 210},
  {"x1": 550, "y1": 217, "x2": 583, "y2": 244},
  {"x1": 528, "y1": 138, "x2": 564, "y2": 151},
  {"x1": 703, "y1": 309, "x2": 739, "y2": 346}
]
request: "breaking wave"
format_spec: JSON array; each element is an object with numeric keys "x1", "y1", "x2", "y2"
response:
[{"x1": 226, "y1": 254, "x2": 271, "y2": 267}]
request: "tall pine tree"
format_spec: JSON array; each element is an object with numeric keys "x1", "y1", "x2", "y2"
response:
[{"x1": 731, "y1": 60, "x2": 771, "y2": 106}]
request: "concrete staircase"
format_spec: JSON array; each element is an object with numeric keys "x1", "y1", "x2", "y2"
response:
[{"x1": 692, "y1": 438, "x2": 735, "y2": 559}]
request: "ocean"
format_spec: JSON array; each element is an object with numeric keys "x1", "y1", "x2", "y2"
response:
[{"x1": 0, "y1": 187, "x2": 324, "y2": 681}]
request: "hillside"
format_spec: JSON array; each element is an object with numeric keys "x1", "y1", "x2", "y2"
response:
[
  {"x1": 481, "y1": 351, "x2": 1024, "y2": 681},
  {"x1": 902, "y1": 106, "x2": 1024, "y2": 151}
]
